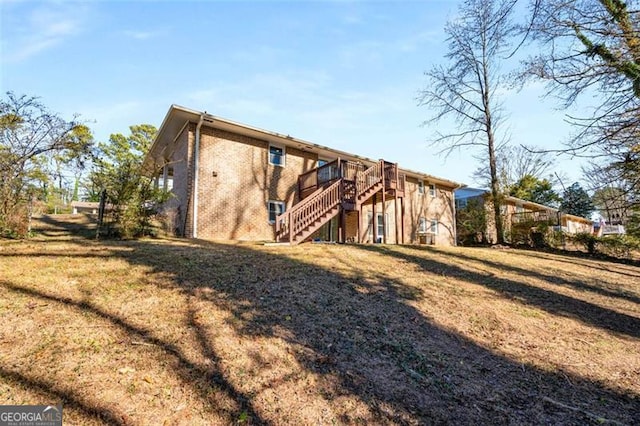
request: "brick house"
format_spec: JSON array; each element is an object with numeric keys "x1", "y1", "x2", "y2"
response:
[
  {"x1": 143, "y1": 105, "x2": 461, "y2": 245},
  {"x1": 455, "y1": 188, "x2": 593, "y2": 244}
]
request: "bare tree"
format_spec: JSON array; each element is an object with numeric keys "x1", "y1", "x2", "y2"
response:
[
  {"x1": 472, "y1": 144, "x2": 557, "y2": 190},
  {"x1": 524, "y1": 0, "x2": 640, "y2": 201},
  {"x1": 0, "y1": 92, "x2": 92, "y2": 236},
  {"x1": 419, "y1": 0, "x2": 517, "y2": 244}
]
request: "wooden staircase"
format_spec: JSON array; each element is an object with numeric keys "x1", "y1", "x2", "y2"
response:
[
  {"x1": 275, "y1": 179, "x2": 343, "y2": 244},
  {"x1": 275, "y1": 158, "x2": 404, "y2": 245}
]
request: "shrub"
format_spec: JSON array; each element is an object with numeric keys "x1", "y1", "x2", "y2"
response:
[
  {"x1": 456, "y1": 198, "x2": 488, "y2": 245},
  {"x1": 569, "y1": 232, "x2": 598, "y2": 254},
  {"x1": 568, "y1": 233, "x2": 640, "y2": 259},
  {"x1": 597, "y1": 235, "x2": 640, "y2": 259}
]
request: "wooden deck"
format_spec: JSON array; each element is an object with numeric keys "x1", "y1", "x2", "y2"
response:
[{"x1": 276, "y1": 158, "x2": 405, "y2": 245}]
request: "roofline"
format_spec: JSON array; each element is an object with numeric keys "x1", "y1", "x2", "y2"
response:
[
  {"x1": 143, "y1": 105, "x2": 464, "y2": 188},
  {"x1": 455, "y1": 188, "x2": 592, "y2": 222}
]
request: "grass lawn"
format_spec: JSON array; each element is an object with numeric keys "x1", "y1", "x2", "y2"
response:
[{"x1": 0, "y1": 215, "x2": 638, "y2": 424}]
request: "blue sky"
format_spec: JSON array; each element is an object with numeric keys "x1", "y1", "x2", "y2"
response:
[{"x1": 1, "y1": 0, "x2": 587, "y2": 187}]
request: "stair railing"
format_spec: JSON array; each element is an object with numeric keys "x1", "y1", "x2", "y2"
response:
[
  {"x1": 276, "y1": 179, "x2": 343, "y2": 243},
  {"x1": 356, "y1": 160, "x2": 383, "y2": 198}
]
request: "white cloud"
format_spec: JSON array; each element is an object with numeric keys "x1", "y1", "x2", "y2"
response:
[
  {"x1": 122, "y1": 29, "x2": 164, "y2": 40},
  {"x1": 2, "y1": 2, "x2": 87, "y2": 63}
]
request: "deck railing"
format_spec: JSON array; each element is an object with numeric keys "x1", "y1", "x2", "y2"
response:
[
  {"x1": 356, "y1": 160, "x2": 383, "y2": 197},
  {"x1": 276, "y1": 179, "x2": 343, "y2": 243},
  {"x1": 279, "y1": 158, "x2": 404, "y2": 243},
  {"x1": 298, "y1": 159, "x2": 342, "y2": 199},
  {"x1": 511, "y1": 210, "x2": 557, "y2": 224}
]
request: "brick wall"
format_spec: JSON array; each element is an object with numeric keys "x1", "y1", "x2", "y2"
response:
[
  {"x1": 402, "y1": 177, "x2": 456, "y2": 246},
  {"x1": 194, "y1": 126, "x2": 317, "y2": 241},
  {"x1": 160, "y1": 121, "x2": 456, "y2": 245}
]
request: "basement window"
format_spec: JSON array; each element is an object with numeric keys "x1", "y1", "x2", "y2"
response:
[
  {"x1": 430, "y1": 219, "x2": 439, "y2": 235},
  {"x1": 418, "y1": 217, "x2": 427, "y2": 233},
  {"x1": 268, "y1": 201, "x2": 285, "y2": 223},
  {"x1": 269, "y1": 144, "x2": 285, "y2": 167}
]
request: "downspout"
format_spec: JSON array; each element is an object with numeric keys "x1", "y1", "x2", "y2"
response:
[
  {"x1": 192, "y1": 114, "x2": 204, "y2": 238},
  {"x1": 452, "y1": 184, "x2": 463, "y2": 246}
]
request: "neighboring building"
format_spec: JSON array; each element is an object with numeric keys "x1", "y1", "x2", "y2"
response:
[
  {"x1": 455, "y1": 188, "x2": 593, "y2": 244},
  {"x1": 143, "y1": 105, "x2": 462, "y2": 245},
  {"x1": 71, "y1": 201, "x2": 100, "y2": 215}
]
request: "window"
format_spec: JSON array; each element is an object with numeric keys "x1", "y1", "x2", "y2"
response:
[
  {"x1": 429, "y1": 183, "x2": 436, "y2": 197},
  {"x1": 317, "y1": 158, "x2": 329, "y2": 167},
  {"x1": 367, "y1": 212, "x2": 389, "y2": 241},
  {"x1": 430, "y1": 219, "x2": 439, "y2": 235},
  {"x1": 418, "y1": 180, "x2": 425, "y2": 195},
  {"x1": 377, "y1": 213, "x2": 387, "y2": 240},
  {"x1": 165, "y1": 166, "x2": 174, "y2": 191},
  {"x1": 418, "y1": 217, "x2": 427, "y2": 233},
  {"x1": 455, "y1": 198, "x2": 467, "y2": 210},
  {"x1": 267, "y1": 201, "x2": 285, "y2": 223},
  {"x1": 269, "y1": 144, "x2": 285, "y2": 166}
]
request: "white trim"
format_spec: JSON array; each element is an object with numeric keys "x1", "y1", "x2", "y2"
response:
[
  {"x1": 267, "y1": 200, "x2": 285, "y2": 224},
  {"x1": 368, "y1": 212, "x2": 389, "y2": 240},
  {"x1": 430, "y1": 219, "x2": 439, "y2": 235},
  {"x1": 146, "y1": 105, "x2": 464, "y2": 189},
  {"x1": 268, "y1": 143, "x2": 286, "y2": 167},
  {"x1": 193, "y1": 115, "x2": 204, "y2": 238},
  {"x1": 418, "y1": 217, "x2": 427, "y2": 233}
]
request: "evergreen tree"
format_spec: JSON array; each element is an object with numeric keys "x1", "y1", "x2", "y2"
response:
[{"x1": 560, "y1": 182, "x2": 594, "y2": 218}]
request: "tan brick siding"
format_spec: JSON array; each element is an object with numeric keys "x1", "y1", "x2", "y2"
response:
[
  {"x1": 194, "y1": 126, "x2": 317, "y2": 241},
  {"x1": 160, "y1": 122, "x2": 456, "y2": 245},
  {"x1": 402, "y1": 178, "x2": 456, "y2": 246}
]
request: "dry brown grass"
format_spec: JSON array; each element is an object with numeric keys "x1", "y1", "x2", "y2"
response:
[{"x1": 0, "y1": 216, "x2": 638, "y2": 424}]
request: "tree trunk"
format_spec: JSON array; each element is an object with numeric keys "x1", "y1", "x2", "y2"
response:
[
  {"x1": 480, "y1": 25, "x2": 505, "y2": 245},
  {"x1": 488, "y1": 135, "x2": 505, "y2": 244}
]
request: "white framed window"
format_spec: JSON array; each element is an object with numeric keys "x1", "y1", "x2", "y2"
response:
[
  {"x1": 418, "y1": 217, "x2": 427, "y2": 233},
  {"x1": 166, "y1": 166, "x2": 174, "y2": 191},
  {"x1": 430, "y1": 219, "x2": 439, "y2": 235},
  {"x1": 267, "y1": 201, "x2": 285, "y2": 223},
  {"x1": 418, "y1": 180, "x2": 425, "y2": 195},
  {"x1": 429, "y1": 183, "x2": 436, "y2": 197},
  {"x1": 367, "y1": 212, "x2": 389, "y2": 241},
  {"x1": 269, "y1": 144, "x2": 285, "y2": 167}
]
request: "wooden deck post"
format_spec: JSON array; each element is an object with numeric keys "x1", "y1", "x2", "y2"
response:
[
  {"x1": 381, "y1": 160, "x2": 387, "y2": 244},
  {"x1": 357, "y1": 208, "x2": 362, "y2": 243},
  {"x1": 372, "y1": 192, "x2": 377, "y2": 244},
  {"x1": 394, "y1": 196, "x2": 399, "y2": 244},
  {"x1": 401, "y1": 196, "x2": 405, "y2": 244}
]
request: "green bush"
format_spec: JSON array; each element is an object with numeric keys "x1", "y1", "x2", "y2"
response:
[
  {"x1": 569, "y1": 232, "x2": 598, "y2": 254},
  {"x1": 456, "y1": 198, "x2": 488, "y2": 245},
  {"x1": 568, "y1": 233, "x2": 640, "y2": 259},
  {"x1": 510, "y1": 220, "x2": 555, "y2": 248},
  {"x1": 597, "y1": 235, "x2": 640, "y2": 259}
]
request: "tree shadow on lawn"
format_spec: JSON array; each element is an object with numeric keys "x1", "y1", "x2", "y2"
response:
[
  {"x1": 510, "y1": 248, "x2": 640, "y2": 280},
  {"x1": 0, "y1": 278, "x2": 264, "y2": 425},
  {"x1": 30, "y1": 214, "x2": 98, "y2": 239},
  {"x1": 113, "y1": 239, "x2": 639, "y2": 424},
  {"x1": 2, "y1": 239, "x2": 639, "y2": 424},
  {"x1": 401, "y1": 245, "x2": 640, "y2": 314}
]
